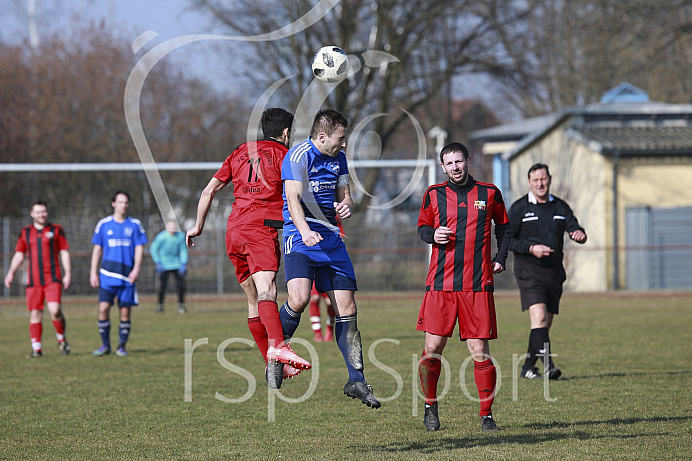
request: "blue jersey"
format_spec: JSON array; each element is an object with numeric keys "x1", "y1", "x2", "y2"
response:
[
  {"x1": 282, "y1": 138, "x2": 349, "y2": 238},
  {"x1": 92, "y1": 216, "x2": 148, "y2": 287}
]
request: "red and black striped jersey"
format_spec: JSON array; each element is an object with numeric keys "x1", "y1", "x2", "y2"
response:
[
  {"x1": 418, "y1": 178, "x2": 511, "y2": 292},
  {"x1": 14, "y1": 224, "x2": 69, "y2": 287}
]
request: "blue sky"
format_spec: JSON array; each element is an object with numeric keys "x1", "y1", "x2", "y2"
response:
[
  {"x1": 0, "y1": 0, "x2": 212, "y2": 41},
  {"x1": 0, "y1": 0, "x2": 506, "y2": 117},
  {"x1": 0, "y1": 0, "x2": 238, "y2": 91}
]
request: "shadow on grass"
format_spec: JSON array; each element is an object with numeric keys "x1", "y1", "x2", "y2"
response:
[
  {"x1": 359, "y1": 431, "x2": 657, "y2": 454},
  {"x1": 360, "y1": 426, "x2": 677, "y2": 454},
  {"x1": 561, "y1": 370, "x2": 691, "y2": 380},
  {"x1": 521, "y1": 415, "x2": 691, "y2": 430},
  {"x1": 353, "y1": 415, "x2": 690, "y2": 454},
  {"x1": 127, "y1": 347, "x2": 183, "y2": 355}
]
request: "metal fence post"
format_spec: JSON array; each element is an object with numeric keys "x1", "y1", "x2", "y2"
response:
[{"x1": 3, "y1": 217, "x2": 9, "y2": 298}]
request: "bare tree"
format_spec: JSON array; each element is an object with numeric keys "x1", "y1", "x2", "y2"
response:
[
  {"x1": 0, "y1": 22, "x2": 249, "y2": 218},
  {"x1": 190, "y1": 0, "x2": 536, "y2": 216},
  {"x1": 500, "y1": 0, "x2": 692, "y2": 116}
]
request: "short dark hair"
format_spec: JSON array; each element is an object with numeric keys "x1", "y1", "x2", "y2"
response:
[
  {"x1": 310, "y1": 108, "x2": 348, "y2": 138},
  {"x1": 30, "y1": 200, "x2": 48, "y2": 210},
  {"x1": 439, "y1": 142, "x2": 469, "y2": 163},
  {"x1": 112, "y1": 190, "x2": 131, "y2": 202},
  {"x1": 261, "y1": 108, "x2": 294, "y2": 139},
  {"x1": 528, "y1": 163, "x2": 550, "y2": 178}
]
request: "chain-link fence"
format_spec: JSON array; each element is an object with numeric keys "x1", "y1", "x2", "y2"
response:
[{"x1": 0, "y1": 205, "x2": 525, "y2": 302}]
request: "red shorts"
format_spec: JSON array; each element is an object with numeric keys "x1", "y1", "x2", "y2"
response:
[
  {"x1": 26, "y1": 283, "x2": 62, "y2": 311},
  {"x1": 226, "y1": 225, "x2": 280, "y2": 283},
  {"x1": 416, "y1": 291, "x2": 497, "y2": 340}
]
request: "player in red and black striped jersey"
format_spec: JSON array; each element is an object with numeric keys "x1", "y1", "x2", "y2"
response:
[
  {"x1": 4, "y1": 201, "x2": 71, "y2": 357},
  {"x1": 186, "y1": 108, "x2": 310, "y2": 389},
  {"x1": 416, "y1": 142, "x2": 510, "y2": 433}
]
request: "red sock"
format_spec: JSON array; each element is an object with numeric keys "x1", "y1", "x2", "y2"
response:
[
  {"x1": 326, "y1": 299, "x2": 336, "y2": 321},
  {"x1": 247, "y1": 317, "x2": 268, "y2": 362},
  {"x1": 52, "y1": 318, "x2": 66, "y2": 342},
  {"x1": 474, "y1": 358, "x2": 496, "y2": 417},
  {"x1": 419, "y1": 351, "x2": 442, "y2": 405},
  {"x1": 29, "y1": 322, "x2": 42, "y2": 351},
  {"x1": 309, "y1": 299, "x2": 322, "y2": 335},
  {"x1": 257, "y1": 300, "x2": 285, "y2": 349}
]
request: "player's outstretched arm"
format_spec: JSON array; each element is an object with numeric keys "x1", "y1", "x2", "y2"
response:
[
  {"x1": 334, "y1": 184, "x2": 353, "y2": 219},
  {"x1": 60, "y1": 249, "x2": 71, "y2": 290},
  {"x1": 187, "y1": 177, "x2": 226, "y2": 247},
  {"x1": 129, "y1": 245, "x2": 144, "y2": 283},
  {"x1": 285, "y1": 179, "x2": 322, "y2": 246},
  {"x1": 90, "y1": 245, "x2": 103, "y2": 288},
  {"x1": 570, "y1": 229, "x2": 587, "y2": 243},
  {"x1": 433, "y1": 227, "x2": 454, "y2": 244},
  {"x1": 4, "y1": 252, "x2": 25, "y2": 288}
]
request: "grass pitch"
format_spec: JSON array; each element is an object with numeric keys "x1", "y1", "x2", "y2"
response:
[{"x1": 1, "y1": 291, "x2": 690, "y2": 460}]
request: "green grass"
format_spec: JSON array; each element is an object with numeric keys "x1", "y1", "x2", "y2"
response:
[{"x1": 1, "y1": 292, "x2": 690, "y2": 460}]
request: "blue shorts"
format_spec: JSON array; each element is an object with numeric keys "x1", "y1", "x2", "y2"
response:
[
  {"x1": 284, "y1": 233, "x2": 357, "y2": 292},
  {"x1": 98, "y1": 284, "x2": 139, "y2": 308}
]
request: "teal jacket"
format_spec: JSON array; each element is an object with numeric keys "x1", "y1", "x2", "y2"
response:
[{"x1": 150, "y1": 231, "x2": 188, "y2": 270}]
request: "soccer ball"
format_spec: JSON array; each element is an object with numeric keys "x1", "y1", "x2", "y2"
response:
[{"x1": 311, "y1": 46, "x2": 349, "y2": 83}]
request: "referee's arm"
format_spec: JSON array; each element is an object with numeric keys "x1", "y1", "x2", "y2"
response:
[{"x1": 507, "y1": 201, "x2": 532, "y2": 255}]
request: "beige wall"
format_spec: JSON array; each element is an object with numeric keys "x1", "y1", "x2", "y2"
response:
[
  {"x1": 613, "y1": 156, "x2": 692, "y2": 288},
  {"x1": 508, "y1": 124, "x2": 608, "y2": 292}
]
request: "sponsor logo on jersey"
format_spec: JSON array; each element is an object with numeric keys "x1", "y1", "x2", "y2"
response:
[
  {"x1": 243, "y1": 186, "x2": 261, "y2": 193},
  {"x1": 310, "y1": 166, "x2": 319, "y2": 173},
  {"x1": 308, "y1": 180, "x2": 336, "y2": 193},
  {"x1": 107, "y1": 229, "x2": 114, "y2": 236},
  {"x1": 474, "y1": 200, "x2": 486, "y2": 210},
  {"x1": 108, "y1": 239, "x2": 133, "y2": 247},
  {"x1": 458, "y1": 202, "x2": 467, "y2": 207}
]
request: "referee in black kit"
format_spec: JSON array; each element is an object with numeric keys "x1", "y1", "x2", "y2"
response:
[{"x1": 508, "y1": 163, "x2": 587, "y2": 380}]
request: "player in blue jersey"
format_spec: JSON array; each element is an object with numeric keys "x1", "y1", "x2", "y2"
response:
[
  {"x1": 90, "y1": 190, "x2": 148, "y2": 357},
  {"x1": 280, "y1": 108, "x2": 381, "y2": 409}
]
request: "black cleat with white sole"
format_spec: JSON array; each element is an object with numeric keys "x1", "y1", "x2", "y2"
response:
[
  {"x1": 481, "y1": 414, "x2": 499, "y2": 432},
  {"x1": 344, "y1": 381, "x2": 381, "y2": 408},
  {"x1": 546, "y1": 366, "x2": 562, "y2": 380},
  {"x1": 424, "y1": 402, "x2": 440, "y2": 431},
  {"x1": 520, "y1": 366, "x2": 542, "y2": 380},
  {"x1": 265, "y1": 360, "x2": 284, "y2": 389}
]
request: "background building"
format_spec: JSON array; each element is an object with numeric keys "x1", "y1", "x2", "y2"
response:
[{"x1": 471, "y1": 83, "x2": 692, "y2": 291}]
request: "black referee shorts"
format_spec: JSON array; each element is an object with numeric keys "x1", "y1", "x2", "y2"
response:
[{"x1": 513, "y1": 257, "x2": 567, "y2": 314}]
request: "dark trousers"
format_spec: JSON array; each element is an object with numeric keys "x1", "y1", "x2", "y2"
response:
[{"x1": 158, "y1": 270, "x2": 185, "y2": 304}]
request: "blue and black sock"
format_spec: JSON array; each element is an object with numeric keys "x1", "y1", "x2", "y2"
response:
[
  {"x1": 335, "y1": 313, "x2": 365, "y2": 382},
  {"x1": 279, "y1": 302, "x2": 302, "y2": 342},
  {"x1": 118, "y1": 321, "x2": 131, "y2": 348},
  {"x1": 97, "y1": 320, "x2": 111, "y2": 348}
]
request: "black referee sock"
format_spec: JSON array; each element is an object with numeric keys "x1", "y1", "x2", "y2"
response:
[
  {"x1": 524, "y1": 327, "x2": 550, "y2": 370},
  {"x1": 537, "y1": 327, "x2": 556, "y2": 369},
  {"x1": 534, "y1": 327, "x2": 553, "y2": 369}
]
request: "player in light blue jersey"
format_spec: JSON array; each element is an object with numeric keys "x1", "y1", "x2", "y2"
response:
[
  {"x1": 89, "y1": 191, "x2": 147, "y2": 357},
  {"x1": 280, "y1": 108, "x2": 381, "y2": 409}
]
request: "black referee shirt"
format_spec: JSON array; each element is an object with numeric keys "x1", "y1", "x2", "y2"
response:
[{"x1": 508, "y1": 192, "x2": 584, "y2": 268}]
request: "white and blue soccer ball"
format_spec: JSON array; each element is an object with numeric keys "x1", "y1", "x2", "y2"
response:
[{"x1": 311, "y1": 46, "x2": 349, "y2": 83}]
